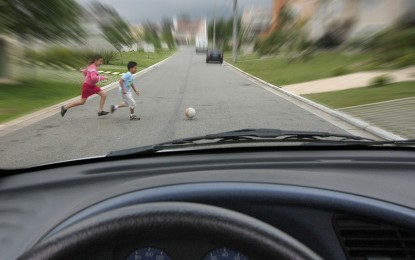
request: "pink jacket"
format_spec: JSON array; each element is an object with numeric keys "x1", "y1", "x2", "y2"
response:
[{"x1": 82, "y1": 64, "x2": 105, "y2": 86}]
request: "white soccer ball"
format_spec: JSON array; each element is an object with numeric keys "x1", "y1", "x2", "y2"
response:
[{"x1": 185, "y1": 107, "x2": 196, "y2": 119}]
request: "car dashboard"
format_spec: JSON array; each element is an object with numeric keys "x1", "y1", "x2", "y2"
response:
[{"x1": 1, "y1": 147, "x2": 415, "y2": 260}]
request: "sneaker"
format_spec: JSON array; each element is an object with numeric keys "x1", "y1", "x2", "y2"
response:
[
  {"x1": 130, "y1": 114, "x2": 140, "y2": 120},
  {"x1": 110, "y1": 105, "x2": 116, "y2": 114},
  {"x1": 61, "y1": 106, "x2": 67, "y2": 117},
  {"x1": 98, "y1": 111, "x2": 109, "y2": 116}
]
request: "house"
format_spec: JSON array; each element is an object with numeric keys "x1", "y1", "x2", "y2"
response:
[
  {"x1": 241, "y1": 8, "x2": 273, "y2": 39},
  {"x1": 247, "y1": 0, "x2": 318, "y2": 38},
  {"x1": 306, "y1": 0, "x2": 415, "y2": 41},
  {"x1": 172, "y1": 17, "x2": 205, "y2": 45},
  {"x1": 260, "y1": 0, "x2": 415, "y2": 42}
]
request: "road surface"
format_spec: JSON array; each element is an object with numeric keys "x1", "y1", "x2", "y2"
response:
[{"x1": 1, "y1": 47, "x2": 352, "y2": 169}]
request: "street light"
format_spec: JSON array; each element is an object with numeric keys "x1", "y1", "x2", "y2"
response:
[{"x1": 233, "y1": 0, "x2": 238, "y2": 63}]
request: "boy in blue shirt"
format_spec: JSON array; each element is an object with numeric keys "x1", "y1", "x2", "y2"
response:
[{"x1": 110, "y1": 61, "x2": 140, "y2": 120}]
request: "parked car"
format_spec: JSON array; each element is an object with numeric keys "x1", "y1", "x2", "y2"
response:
[{"x1": 206, "y1": 49, "x2": 223, "y2": 63}]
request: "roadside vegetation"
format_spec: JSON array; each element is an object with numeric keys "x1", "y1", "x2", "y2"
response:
[
  {"x1": 225, "y1": 51, "x2": 374, "y2": 85},
  {"x1": 0, "y1": 80, "x2": 79, "y2": 123},
  {"x1": 223, "y1": 10, "x2": 415, "y2": 108},
  {"x1": 303, "y1": 81, "x2": 415, "y2": 109}
]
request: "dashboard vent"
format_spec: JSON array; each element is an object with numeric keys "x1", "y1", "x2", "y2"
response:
[{"x1": 334, "y1": 215, "x2": 415, "y2": 260}]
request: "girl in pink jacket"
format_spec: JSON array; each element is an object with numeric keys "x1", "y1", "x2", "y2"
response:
[{"x1": 61, "y1": 55, "x2": 109, "y2": 117}]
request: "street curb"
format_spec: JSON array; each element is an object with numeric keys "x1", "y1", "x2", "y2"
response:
[
  {"x1": 225, "y1": 62, "x2": 406, "y2": 141},
  {"x1": 0, "y1": 53, "x2": 176, "y2": 137}
]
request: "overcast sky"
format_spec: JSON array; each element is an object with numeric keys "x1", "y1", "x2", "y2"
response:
[{"x1": 76, "y1": 0, "x2": 272, "y2": 24}]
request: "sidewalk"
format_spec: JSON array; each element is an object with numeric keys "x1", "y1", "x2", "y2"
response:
[
  {"x1": 340, "y1": 97, "x2": 415, "y2": 140},
  {"x1": 227, "y1": 62, "x2": 412, "y2": 140},
  {"x1": 283, "y1": 66, "x2": 415, "y2": 95},
  {"x1": 281, "y1": 66, "x2": 415, "y2": 140}
]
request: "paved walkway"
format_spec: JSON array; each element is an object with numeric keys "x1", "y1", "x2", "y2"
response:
[
  {"x1": 340, "y1": 97, "x2": 415, "y2": 140},
  {"x1": 283, "y1": 66, "x2": 415, "y2": 95},
  {"x1": 280, "y1": 66, "x2": 415, "y2": 140}
]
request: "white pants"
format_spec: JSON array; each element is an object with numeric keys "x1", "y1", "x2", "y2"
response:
[{"x1": 122, "y1": 92, "x2": 136, "y2": 108}]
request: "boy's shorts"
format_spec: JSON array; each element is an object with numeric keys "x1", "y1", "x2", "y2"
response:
[{"x1": 122, "y1": 92, "x2": 136, "y2": 108}]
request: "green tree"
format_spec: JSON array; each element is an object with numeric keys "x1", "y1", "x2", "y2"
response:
[
  {"x1": 208, "y1": 17, "x2": 233, "y2": 49},
  {"x1": 141, "y1": 21, "x2": 162, "y2": 50},
  {"x1": 90, "y1": 2, "x2": 134, "y2": 64},
  {"x1": 162, "y1": 18, "x2": 175, "y2": 50},
  {"x1": 0, "y1": 0, "x2": 86, "y2": 78},
  {"x1": 0, "y1": 0, "x2": 85, "y2": 42}
]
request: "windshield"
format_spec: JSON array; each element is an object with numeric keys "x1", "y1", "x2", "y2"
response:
[{"x1": 1, "y1": 0, "x2": 414, "y2": 169}]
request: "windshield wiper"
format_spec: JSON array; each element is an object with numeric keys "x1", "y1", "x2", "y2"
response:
[
  {"x1": 158, "y1": 128, "x2": 375, "y2": 145},
  {"x1": 108, "y1": 129, "x2": 412, "y2": 157}
]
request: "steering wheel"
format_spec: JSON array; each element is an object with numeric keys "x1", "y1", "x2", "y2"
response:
[{"x1": 18, "y1": 202, "x2": 322, "y2": 260}]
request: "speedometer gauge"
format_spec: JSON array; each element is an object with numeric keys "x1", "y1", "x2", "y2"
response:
[
  {"x1": 203, "y1": 248, "x2": 249, "y2": 260},
  {"x1": 125, "y1": 247, "x2": 171, "y2": 260}
]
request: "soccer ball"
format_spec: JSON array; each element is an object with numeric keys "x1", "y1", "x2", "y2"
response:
[{"x1": 185, "y1": 107, "x2": 196, "y2": 119}]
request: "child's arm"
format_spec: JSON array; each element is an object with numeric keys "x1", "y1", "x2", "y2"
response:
[
  {"x1": 131, "y1": 84, "x2": 140, "y2": 96},
  {"x1": 119, "y1": 79, "x2": 127, "y2": 94},
  {"x1": 89, "y1": 70, "x2": 107, "y2": 83}
]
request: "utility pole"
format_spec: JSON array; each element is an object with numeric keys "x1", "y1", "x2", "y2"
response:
[
  {"x1": 233, "y1": 0, "x2": 238, "y2": 63},
  {"x1": 213, "y1": 17, "x2": 216, "y2": 49}
]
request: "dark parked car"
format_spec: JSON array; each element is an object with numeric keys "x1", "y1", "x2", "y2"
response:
[{"x1": 206, "y1": 49, "x2": 223, "y2": 63}]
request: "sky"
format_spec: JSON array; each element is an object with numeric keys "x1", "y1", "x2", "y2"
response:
[{"x1": 76, "y1": 0, "x2": 272, "y2": 24}]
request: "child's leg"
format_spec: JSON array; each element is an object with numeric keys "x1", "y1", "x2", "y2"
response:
[
  {"x1": 64, "y1": 98, "x2": 87, "y2": 110},
  {"x1": 97, "y1": 91, "x2": 107, "y2": 112},
  {"x1": 61, "y1": 98, "x2": 87, "y2": 116},
  {"x1": 122, "y1": 93, "x2": 137, "y2": 115},
  {"x1": 111, "y1": 102, "x2": 127, "y2": 113}
]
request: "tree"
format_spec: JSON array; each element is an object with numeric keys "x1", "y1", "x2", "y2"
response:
[
  {"x1": 0, "y1": 0, "x2": 85, "y2": 42},
  {"x1": 141, "y1": 21, "x2": 162, "y2": 50},
  {"x1": 0, "y1": 0, "x2": 86, "y2": 79},
  {"x1": 162, "y1": 18, "x2": 175, "y2": 50},
  {"x1": 90, "y1": 2, "x2": 134, "y2": 64},
  {"x1": 208, "y1": 17, "x2": 233, "y2": 50}
]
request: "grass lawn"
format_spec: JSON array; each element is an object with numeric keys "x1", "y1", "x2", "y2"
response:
[
  {"x1": 0, "y1": 80, "x2": 79, "y2": 122},
  {"x1": 303, "y1": 81, "x2": 415, "y2": 109},
  {"x1": 225, "y1": 51, "x2": 374, "y2": 85}
]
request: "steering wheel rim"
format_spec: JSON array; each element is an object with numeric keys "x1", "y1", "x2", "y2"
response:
[{"x1": 19, "y1": 202, "x2": 322, "y2": 260}]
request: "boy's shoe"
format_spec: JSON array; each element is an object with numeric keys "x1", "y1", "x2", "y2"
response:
[
  {"x1": 98, "y1": 111, "x2": 109, "y2": 116},
  {"x1": 130, "y1": 114, "x2": 140, "y2": 120},
  {"x1": 110, "y1": 105, "x2": 116, "y2": 114},
  {"x1": 61, "y1": 106, "x2": 67, "y2": 117}
]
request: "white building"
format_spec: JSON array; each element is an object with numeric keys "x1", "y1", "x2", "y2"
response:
[
  {"x1": 241, "y1": 7, "x2": 273, "y2": 39},
  {"x1": 306, "y1": 0, "x2": 415, "y2": 41}
]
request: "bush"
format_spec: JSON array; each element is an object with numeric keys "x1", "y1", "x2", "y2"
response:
[
  {"x1": 101, "y1": 50, "x2": 119, "y2": 65},
  {"x1": 23, "y1": 48, "x2": 114, "y2": 69},
  {"x1": 345, "y1": 36, "x2": 374, "y2": 50},
  {"x1": 315, "y1": 33, "x2": 343, "y2": 48},
  {"x1": 376, "y1": 49, "x2": 406, "y2": 63},
  {"x1": 254, "y1": 31, "x2": 286, "y2": 56},
  {"x1": 24, "y1": 47, "x2": 96, "y2": 69},
  {"x1": 368, "y1": 28, "x2": 415, "y2": 50},
  {"x1": 391, "y1": 53, "x2": 415, "y2": 69},
  {"x1": 331, "y1": 66, "x2": 349, "y2": 76},
  {"x1": 369, "y1": 74, "x2": 393, "y2": 87}
]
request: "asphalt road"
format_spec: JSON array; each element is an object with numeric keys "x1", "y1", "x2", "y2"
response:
[{"x1": 0, "y1": 47, "x2": 349, "y2": 169}]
